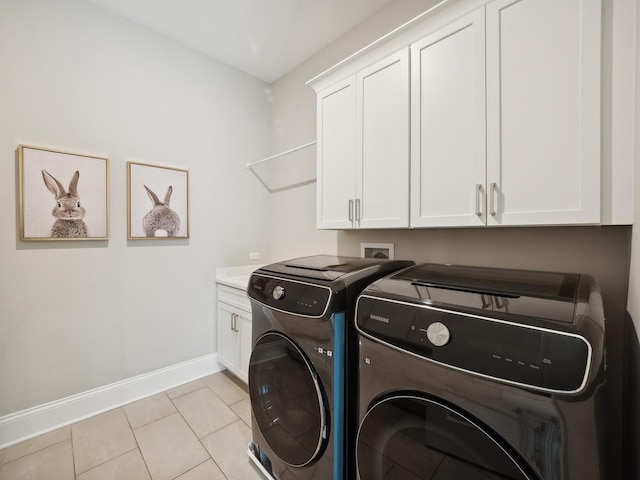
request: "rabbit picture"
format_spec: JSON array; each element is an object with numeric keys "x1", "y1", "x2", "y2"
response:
[
  {"x1": 142, "y1": 185, "x2": 180, "y2": 237},
  {"x1": 42, "y1": 169, "x2": 88, "y2": 238}
]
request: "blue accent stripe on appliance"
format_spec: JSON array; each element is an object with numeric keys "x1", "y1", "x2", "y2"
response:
[{"x1": 333, "y1": 312, "x2": 345, "y2": 480}]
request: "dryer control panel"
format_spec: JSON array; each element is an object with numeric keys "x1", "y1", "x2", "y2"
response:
[
  {"x1": 356, "y1": 295, "x2": 592, "y2": 394},
  {"x1": 248, "y1": 273, "x2": 332, "y2": 318}
]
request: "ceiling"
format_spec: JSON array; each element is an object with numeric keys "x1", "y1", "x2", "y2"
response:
[{"x1": 86, "y1": 0, "x2": 396, "y2": 83}]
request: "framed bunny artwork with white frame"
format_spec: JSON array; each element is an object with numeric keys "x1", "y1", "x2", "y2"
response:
[
  {"x1": 19, "y1": 144, "x2": 109, "y2": 241},
  {"x1": 127, "y1": 161, "x2": 190, "y2": 240}
]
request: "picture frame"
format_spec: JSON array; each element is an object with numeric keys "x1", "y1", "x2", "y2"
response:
[
  {"x1": 127, "y1": 161, "x2": 190, "y2": 240},
  {"x1": 361, "y1": 242, "x2": 395, "y2": 260},
  {"x1": 19, "y1": 145, "x2": 109, "y2": 241}
]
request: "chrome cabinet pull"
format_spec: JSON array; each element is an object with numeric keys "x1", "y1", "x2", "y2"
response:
[
  {"x1": 355, "y1": 199, "x2": 361, "y2": 222},
  {"x1": 348, "y1": 199, "x2": 354, "y2": 222},
  {"x1": 489, "y1": 183, "x2": 498, "y2": 217},
  {"x1": 475, "y1": 184, "x2": 483, "y2": 217},
  {"x1": 231, "y1": 313, "x2": 238, "y2": 332}
]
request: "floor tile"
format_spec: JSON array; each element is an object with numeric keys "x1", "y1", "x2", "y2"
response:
[
  {"x1": 230, "y1": 397, "x2": 252, "y2": 427},
  {"x1": 76, "y1": 449, "x2": 151, "y2": 480},
  {"x1": 202, "y1": 420, "x2": 263, "y2": 480},
  {"x1": 2, "y1": 426, "x2": 70, "y2": 464},
  {"x1": 202, "y1": 372, "x2": 248, "y2": 405},
  {"x1": 72, "y1": 408, "x2": 137, "y2": 474},
  {"x1": 124, "y1": 392, "x2": 177, "y2": 429},
  {"x1": 0, "y1": 439, "x2": 74, "y2": 480},
  {"x1": 174, "y1": 459, "x2": 227, "y2": 480},
  {"x1": 134, "y1": 413, "x2": 209, "y2": 480},
  {"x1": 173, "y1": 387, "x2": 239, "y2": 438},
  {"x1": 165, "y1": 379, "x2": 207, "y2": 400}
]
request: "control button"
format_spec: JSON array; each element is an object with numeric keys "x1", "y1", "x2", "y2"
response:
[
  {"x1": 426, "y1": 322, "x2": 450, "y2": 347},
  {"x1": 272, "y1": 285, "x2": 286, "y2": 300}
]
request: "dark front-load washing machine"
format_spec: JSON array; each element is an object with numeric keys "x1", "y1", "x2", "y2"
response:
[
  {"x1": 355, "y1": 263, "x2": 607, "y2": 480},
  {"x1": 246, "y1": 255, "x2": 414, "y2": 480}
]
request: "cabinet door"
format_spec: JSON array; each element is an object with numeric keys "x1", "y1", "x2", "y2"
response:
[
  {"x1": 317, "y1": 77, "x2": 357, "y2": 229},
  {"x1": 486, "y1": 0, "x2": 601, "y2": 225},
  {"x1": 217, "y1": 302, "x2": 239, "y2": 372},
  {"x1": 238, "y1": 309, "x2": 252, "y2": 383},
  {"x1": 410, "y1": 10, "x2": 486, "y2": 227},
  {"x1": 357, "y1": 49, "x2": 410, "y2": 228}
]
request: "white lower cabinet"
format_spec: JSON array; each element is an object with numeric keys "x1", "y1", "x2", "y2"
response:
[{"x1": 217, "y1": 285, "x2": 251, "y2": 384}]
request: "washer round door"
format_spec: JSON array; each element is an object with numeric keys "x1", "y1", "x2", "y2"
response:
[
  {"x1": 357, "y1": 395, "x2": 536, "y2": 480},
  {"x1": 249, "y1": 332, "x2": 328, "y2": 467}
]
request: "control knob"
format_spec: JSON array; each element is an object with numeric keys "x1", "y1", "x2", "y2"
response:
[
  {"x1": 426, "y1": 322, "x2": 450, "y2": 347},
  {"x1": 272, "y1": 285, "x2": 286, "y2": 300}
]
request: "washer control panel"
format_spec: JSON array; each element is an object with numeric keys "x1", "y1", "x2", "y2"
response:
[{"x1": 356, "y1": 295, "x2": 591, "y2": 394}]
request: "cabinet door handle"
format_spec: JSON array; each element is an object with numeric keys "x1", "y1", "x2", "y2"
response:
[
  {"x1": 231, "y1": 313, "x2": 237, "y2": 332},
  {"x1": 348, "y1": 199, "x2": 354, "y2": 222},
  {"x1": 355, "y1": 199, "x2": 361, "y2": 222},
  {"x1": 489, "y1": 183, "x2": 498, "y2": 217},
  {"x1": 475, "y1": 184, "x2": 483, "y2": 217}
]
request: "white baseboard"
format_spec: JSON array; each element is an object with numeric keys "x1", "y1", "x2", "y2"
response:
[{"x1": 0, "y1": 353, "x2": 222, "y2": 449}]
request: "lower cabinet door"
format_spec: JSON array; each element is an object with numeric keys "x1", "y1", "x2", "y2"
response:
[
  {"x1": 217, "y1": 302, "x2": 240, "y2": 373},
  {"x1": 217, "y1": 301, "x2": 251, "y2": 384}
]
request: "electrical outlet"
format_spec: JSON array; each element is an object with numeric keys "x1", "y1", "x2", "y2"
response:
[{"x1": 250, "y1": 252, "x2": 260, "y2": 260}]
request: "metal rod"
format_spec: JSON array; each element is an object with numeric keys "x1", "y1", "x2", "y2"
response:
[{"x1": 246, "y1": 141, "x2": 317, "y2": 169}]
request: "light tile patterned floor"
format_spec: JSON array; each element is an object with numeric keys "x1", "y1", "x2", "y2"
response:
[{"x1": 0, "y1": 371, "x2": 264, "y2": 480}]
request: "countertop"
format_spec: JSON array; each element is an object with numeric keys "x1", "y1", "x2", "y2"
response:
[{"x1": 216, "y1": 264, "x2": 264, "y2": 291}]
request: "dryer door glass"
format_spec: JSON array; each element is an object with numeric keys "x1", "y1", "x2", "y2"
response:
[
  {"x1": 249, "y1": 332, "x2": 327, "y2": 467},
  {"x1": 357, "y1": 395, "x2": 534, "y2": 480}
]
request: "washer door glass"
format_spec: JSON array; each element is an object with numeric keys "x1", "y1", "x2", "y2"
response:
[
  {"x1": 249, "y1": 332, "x2": 327, "y2": 467},
  {"x1": 357, "y1": 395, "x2": 533, "y2": 480}
]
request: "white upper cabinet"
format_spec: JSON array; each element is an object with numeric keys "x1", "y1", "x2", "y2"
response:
[
  {"x1": 485, "y1": 0, "x2": 601, "y2": 225},
  {"x1": 310, "y1": 0, "x2": 617, "y2": 229},
  {"x1": 411, "y1": 9, "x2": 486, "y2": 227},
  {"x1": 316, "y1": 49, "x2": 410, "y2": 229},
  {"x1": 316, "y1": 77, "x2": 357, "y2": 229}
]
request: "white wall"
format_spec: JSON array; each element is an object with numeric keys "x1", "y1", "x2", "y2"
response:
[{"x1": 0, "y1": 0, "x2": 270, "y2": 417}]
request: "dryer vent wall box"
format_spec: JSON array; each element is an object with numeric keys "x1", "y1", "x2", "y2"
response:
[{"x1": 354, "y1": 263, "x2": 607, "y2": 480}]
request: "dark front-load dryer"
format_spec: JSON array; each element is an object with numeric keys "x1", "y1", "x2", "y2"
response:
[
  {"x1": 246, "y1": 255, "x2": 414, "y2": 480},
  {"x1": 355, "y1": 263, "x2": 607, "y2": 480}
]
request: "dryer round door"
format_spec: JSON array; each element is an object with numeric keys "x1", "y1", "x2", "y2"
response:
[
  {"x1": 249, "y1": 332, "x2": 328, "y2": 467},
  {"x1": 357, "y1": 395, "x2": 535, "y2": 480}
]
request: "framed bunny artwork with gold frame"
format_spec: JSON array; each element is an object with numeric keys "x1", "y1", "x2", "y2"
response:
[
  {"x1": 18, "y1": 145, "x2": 109, "y2": 241},
  {"x1": 127, "y1": 161, "x2": 190, "y2": 240}
]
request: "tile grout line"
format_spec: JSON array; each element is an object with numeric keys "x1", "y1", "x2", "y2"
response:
[
  {"x1": 122, "y1": 406, "x2": 154, "y2": 480},
  {"x1": 168, "y1": 389, "x2": 229, "y2": 480},
  {"x1": 0, "y1": 434, "x2": 70, "y2": 469},
  {"x1": 170, "y1": 374, "x2": 245, "y2": 479},
  {"x1": 70, "y1": 425, "x2": 76, "y2": 480}
]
